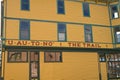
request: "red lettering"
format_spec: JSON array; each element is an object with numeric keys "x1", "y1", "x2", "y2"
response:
[
  {"x1": 31, "y1": 41, "x2": 35, "y2": 46},
  {"x1": 8, "y1": 40, "x2": 13, "y2": 45},
  {"x1": 91, "y1": 44, "x2": 95, "y2": 47},
  {"x1": 43, "y1": 42, "x2": 47, "y2": 46},
  {"x1": 48, "y1": 42, "x2": 53, "y2": 46},
  {"x1": 35, "y1": 41, "x2": 40, "y2": 46},
  {"x1": 72, "y1": 43, "x2": 77, "y2": 47},
  {"x1": 17, "y1": 41, "x2": 22, "y2": 45},
  {"x1": 68, "y1": 42, "x2": 72, "y2": 47},
  {"x1": 98, "y1": 44, "x2": 101, "y2": 48},
  {"x1": 87, "y1": 43, "x2": 91, "y2": 47},
  {"x1": 22, "y1": 41, "x2": 27, "y2": 45},
  {"x1": 43, "y1": 42, "x2": 53, "y2": 46},
  {"x1": 77, "y1": 42, "x2": 81, "y2": 47},
  {"x1": 60, "y1": 42, "x2": 62, "y2": 46},
  {"x1": 68, "y1": 42, "x2": 81, "y2": 47},
  {"x1": 83, "y1": 43, "x2": 86, "y2": 47}
]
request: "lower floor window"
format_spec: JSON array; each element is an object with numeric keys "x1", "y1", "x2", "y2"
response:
[
  {"x1": 107, "y1": 53, "x2": 120, "y2": 78},
  {"x1": 44, "y1": 51, "x2": 62, "y2": 62},
  {"x1": 99, "y1": 53, "x2": 106, "y2": 62},
  {"x1": 8, "y1": 51, "x2": 28, "y2": 62},
  {"x1": 99, "y1": 52, "x2": 120, "y2": 79}
]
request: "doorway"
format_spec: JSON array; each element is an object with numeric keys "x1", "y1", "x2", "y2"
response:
[{"x1": 30, "y1": 51, "x2": 39, "y2": 80}]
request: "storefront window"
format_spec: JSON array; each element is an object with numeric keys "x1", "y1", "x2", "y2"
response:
[
  {"x1": 107, "y1": 53, "x2": 120, "y2": 79},
  {"x1": 45, "y1": 52, "x2": 62, "y2": 62},
  {"x1": 99, "y1": 53, "x2": 106, "y2": 62},
  {"x1": 8, "y1": 51, "x2": 28, "y2": 62}
]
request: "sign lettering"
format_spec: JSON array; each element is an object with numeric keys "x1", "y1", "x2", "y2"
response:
[{"x1": 5, "y1": 40, "x2": 113, "y2": 49}]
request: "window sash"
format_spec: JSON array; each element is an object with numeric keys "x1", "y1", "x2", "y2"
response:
[
  {"x1": 114, "y1": 27, "x2": 120, "y2": 43},
  {"x1": 57, "y1": 0, "x2": 65, "y2": 14},
  {"x1": 58, "y1": 33, "x2": 65, "y2": 41},
  {"x1": 21, "y1": 0, "x2": 30, "y2": 10},
  {"x1": 111, "y1": 5, "x2": 119, "y2": 19},
  {"x1": 58, "y1": 23, "x2": 66, "y2": 41},
  {"x1": 84, "y1": 25, "x2": 92, "y2": 42},
  {"x1": 20, "y1": 20, "x2": 30, "y2": 40},
  {"x1": 83, "y1": 2, "x2": 90, "y2": 17}
]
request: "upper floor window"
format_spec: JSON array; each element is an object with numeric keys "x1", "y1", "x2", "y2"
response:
[
  {"x1": 83, "y1": 2, "x2": 90, "y2": 17},
  {"x1": 21, "y1": 0, "x2": 30, "y2": 10},
  {"x1": 111, "y1": 5, "x2": 119, "y2": 19},
  {"x1": 58, "y1": 23, "x2": 66, "y2": 41},
  {"x1": 114, "y1": 27, "x2": 120, "y2": 43},
  {"x1": 57, "y1": 0, "x2": 65, "y2": 14},
  {"x1": 84, "y1": 25, "x2": 93, "y2": 42},
  {"x1": 20, "y1": 20, "x2": 30, "y2": 40}
]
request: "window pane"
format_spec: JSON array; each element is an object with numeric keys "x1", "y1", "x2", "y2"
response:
[
  {"x1": 116, "y1": 32, "x2": 120, "y2": 42},
  {"x1": 30, "y1": 52, "x2": 39, "y2": 61},
  {"x1": 111, "y1": 5, "x2": 119, "y2": 19},
  {"x1": 114, "y1": 27, "x2": 120, "y2": 43},
  {"x1": 20, "y1": 20, "x2": 30, "y2": 40},
  {"x1": 8, "y1": 51, "x2": 27, "y2": 62},
  {"x1": 83, "y1": 2, "x2": 90, "y2": 17},
  {"x1": 45, "y1": 52, "x2": 55, "y2": 62},
  {"x1": 55, "y1": 52, "x2": 61, "y2": 61},
  {"x1": 99, "y1": 53, "x2": 106, "y2": 62},
  {"x1": 58, "y1": 23, "x2": 66, "y2": 41},
  {"x1": 31, "y1": 62, "x2": 38, "y2": 77},
  {"x1": 58, "y1": 24, "x2": 66, "y2": 33},
  {"x1": 59, "y1": 33, "x2": 65, "y2": 41},
  {"x1": 57, "y1": 0, "x2": 65, "y2": 14},
  {"x1": 21, "y1": 52, "x2": 27, "y2": 61},
  {"x1": 21, "y1": 0, "x2": 30, "y2": 10}
]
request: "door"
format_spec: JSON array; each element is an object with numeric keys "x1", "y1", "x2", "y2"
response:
[{"x1": 30, "y1": 51, "x2": 39, "y2": 80}]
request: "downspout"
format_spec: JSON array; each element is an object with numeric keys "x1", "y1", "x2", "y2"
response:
[
  {"x1": 108, "y1": 2, "x2": 115, "y2": 48},
  {"x1": 2, "y1": 0, "x2": 7, "y2": 79},
  {"x1": 107, "y1": 1, "x2": 115, "y2": 80}
]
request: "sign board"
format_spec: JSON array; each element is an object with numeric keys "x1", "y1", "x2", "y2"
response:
[{"x1": 5, "y1": 40, "x2": 113, "y2": 49}]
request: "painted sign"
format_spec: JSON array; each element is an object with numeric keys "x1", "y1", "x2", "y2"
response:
[{"x1": 5, "y1": 40, "x2": 113, "y2": 49}]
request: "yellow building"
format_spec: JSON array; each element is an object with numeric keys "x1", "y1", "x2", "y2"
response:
[{"x1": 1, "y1": 0, "x2": 120, "y2": 80}]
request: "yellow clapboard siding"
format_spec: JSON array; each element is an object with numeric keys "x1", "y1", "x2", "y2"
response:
[
  {"x1": 100, "y1": 63, "x2": 108, "y2": 80},
  {"x1": 4, "y1": 51, "x2": 29, "y2": 80},
  {"x1": 6, "y1": 20, "x2": 19, "y2": 39},
  {"x1": 31, "y1": 21, "x2": 57, "y2": 40},
  {"x1": 67, "y1": 24, "x2": 84, "y2": 41},
  {"x1": 40, "y1": 52, "x2": 99, "y2": 80},
  {"x1": 93, "y1": 26, "x2": 112, "y2": 43},
  {"x1": 6, "y1": 0, "x2": 110, "y2": 26}
]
